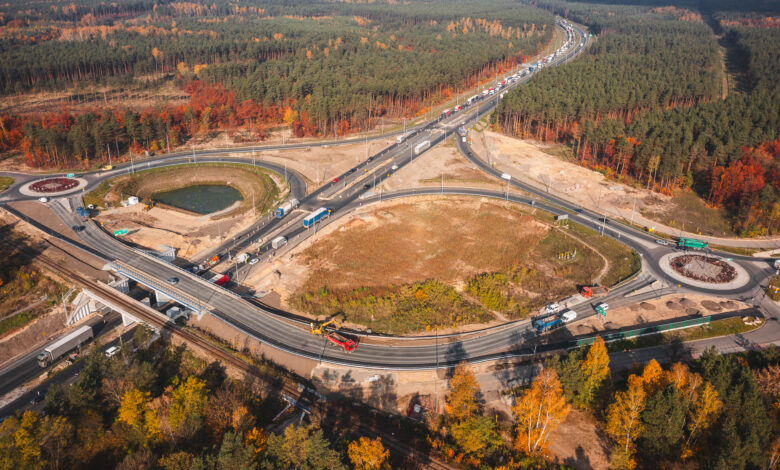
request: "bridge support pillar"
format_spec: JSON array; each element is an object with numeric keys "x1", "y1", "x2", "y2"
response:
[{"x1": 154, "y1": 289, "x2": 174, "y2": 306}]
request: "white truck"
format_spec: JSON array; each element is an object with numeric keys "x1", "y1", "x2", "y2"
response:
[
  {"x1": 271, "y1": 236, "x2": 288, "y2": 249},
  {"x1": 275, "y1": 198, "x2": 299, "y2": 218},
  {"x1": 37, "y1": 325, "x2": 94, "y2": 367},
  {"x1": 414, "y1": 141, "x2": 431, "y2": 155}
]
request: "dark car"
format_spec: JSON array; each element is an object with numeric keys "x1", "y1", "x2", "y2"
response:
[
  {"x1": 363, "y1": 184, "x2": 371, "y2": 190},
  {"x1": 30, "y1": 391, "x2": 45, "y2": 404},
  {"x1": 574, "y1": 208, "x2": 584, "y2": 214},
  {"x1": 166, "y1": 277, "x2": 179, "y2": 285},
  {"x1": 348, "y1": 168, "x2": 356, "y2": 174},
  {"x1": 367, "y1": 156, "x2": 374, "y2": 162},
  {"x1": 71, "y1": 225, "x2": 85, "y2": 232}
]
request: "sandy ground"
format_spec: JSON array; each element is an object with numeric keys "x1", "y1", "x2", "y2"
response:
[
  {"x1": 244, "y1": 196, "x2": 550, "y2": 313},
  {"x1": 558, "y1": 293, "x2": 746, "y2": 338},
  {"x1": 96, "y1": 203, "x2": 257, "y2": 259},
  {"x1": 382, "y1": 136, "x2": 509, "y2": 193},
  {"x1": 547, "y1": 410, "x2": 611, "y2": 470},
  {"x1": 473, "y1": 130, "x2": 672, "y2": 228}
]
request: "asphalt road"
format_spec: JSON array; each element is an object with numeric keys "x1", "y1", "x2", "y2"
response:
[{"x1": 7, "y1": 20, "x2": 777, "y2": 370}]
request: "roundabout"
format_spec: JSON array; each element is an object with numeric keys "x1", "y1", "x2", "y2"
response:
[
  {"x1": 19, "y1": 177, "x2": 87, "y2": 197},
  {"x1": 657, "y1": 252, "x2": 750, "y2": 290}
]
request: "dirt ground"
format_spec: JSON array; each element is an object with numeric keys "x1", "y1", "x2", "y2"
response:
[
  {"x1": 472, "y1": 130, "x2": 672, "y2": 228},
  {"x1": 558, "y1": 293, "x2": 746, "y2": 338},
  {"x1": 547, "y1": 409, "x2": 611, "y2": 470},
  {"x1": 247, "y1": 197, "x2": 549, "y2": 306},
  {"x1": 0, "y1": 307, "x2": 66, "y2": 370},
  {"x1": 381, "y1": 136, "x2": 508, "y2": 193}
]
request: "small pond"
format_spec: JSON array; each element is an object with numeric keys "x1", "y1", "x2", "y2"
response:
[{"x1": 152, "y1": 184, "x2": 243, "y2": 214}]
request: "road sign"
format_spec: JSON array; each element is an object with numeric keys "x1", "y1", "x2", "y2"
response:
[
  {"x1": 114, "y1": 229, "x2": 128, "y2": 236},
  {"x1": 66, "y1": 173, "x2": 75, "y2": 178},
  {"x1": 501, "y1": 173, "x2": 512, "y2": 181}
]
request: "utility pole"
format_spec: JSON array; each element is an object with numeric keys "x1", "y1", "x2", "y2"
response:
[
  {"x1": 192, "y1": 140, "x2": 196, "y2": 163},
  {"x1": 601, "y1": 208, "x2": 607, "y2": 236},
  {"x1": 107, "y1": 144, "x2": 112, "y2": 166},
  {"x1": 630, "y1": 198, "x2": 636, "y2": 226}
]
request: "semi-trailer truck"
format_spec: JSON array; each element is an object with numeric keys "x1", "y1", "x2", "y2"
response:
[
  {"x1": 275, "y1": 198, "x2": 299, "y2": 218},
  {"x1": 209, "y1": 273, "x2": 230, "y2": 286},
  {"x1": 303, "y1": 207, "x2": 331, "y2": 228},
  {"x1": 37, "y1": 325, "x2": 94, "y2": 367},
  {"x1": 414, "y1": 141, "x2": 431, "y2": 155}
]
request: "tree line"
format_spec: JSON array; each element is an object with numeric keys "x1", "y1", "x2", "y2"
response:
[{"x1": 495, "y1": 4, "x2": 780, "y2": 235}]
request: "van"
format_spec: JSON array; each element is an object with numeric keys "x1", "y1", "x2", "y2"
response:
[{"x1": 105, "y1": 346, "x2": 120, "y2": 357}]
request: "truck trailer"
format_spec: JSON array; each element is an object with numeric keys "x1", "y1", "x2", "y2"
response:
[
  {"x1": 37, "y1": 325, "x2": 94, "y2": 367},
  {"x1": 414, "y1": 141, "x2": 431, "y2": 155},
  {"x1": 275, "y1": 198, "x2": 299, "y2": 218},
  {"x1": 209, "y1": 273, "x2": 230, "y2": 286},
  {"x1": 303, "y1": 207, "x2": 331, "y2": 228}
]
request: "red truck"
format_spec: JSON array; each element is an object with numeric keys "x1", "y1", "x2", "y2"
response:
[
  {"x1": 580, "y1": 285, "x2": 608, "y2": 298},
  {"x1": 326, "y1": 331, "x2": 358, "y2": 352}
]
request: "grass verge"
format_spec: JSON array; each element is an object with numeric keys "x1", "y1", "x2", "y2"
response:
[
  {"x1": 606, "y1": 316, "x2": 762, "y2": 352},
  {"x1": 0, "y1": 176, "x2": 13, "y2": 192}
]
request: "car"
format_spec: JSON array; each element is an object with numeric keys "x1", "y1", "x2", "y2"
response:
[
  {"x1": 38, "y1": 197, "x2": 49, "y2": 203},
  {"x1": 560, "y1": 310, "x2": 577, "y2": 323},
  {"x1": 332, "y1": 177, "x2": 340, "y2": 183},
  {"x1": 30, "y1": 391, "x2": 45, "y2": 404},
  {"x1": 596, "y1": 302, "x2": 609, "y2": 312},
  {"x1": 71, "y1": 225, "x2": 85, "y2": 232},
  {"x1": 574, "y1": 208, "x2": 584, "y2": 214},
  {"x1": 87, "y1": 204, "x2": 95, "y2": 209},
  {"x1": 655, "y1": 239, "x2": 670, "y2": 246},
  {"x1": 545, "y1": 303, "x2": 561, "y2": 314},
  {"x1": 391, "y1": 165, "x2": 399, "y2": 170},
  {"x1": 363, "y1": 184, "x2": 371, "y2": 190},
  {"x1": 166, "y1": 277, "x2": 179, "y2": 285},
  {"x1": 105, "y1": 346, "x2": 120, "y2": 357},
  {"x1": 249, "y1": 258, "x2": 259, "y2": 265},
  {"x1": 348, "y1": 168, "x2": 356, "y2": 174},
  {"x1": 367, "y1": 156, "x2": 374, "y2": 162}
]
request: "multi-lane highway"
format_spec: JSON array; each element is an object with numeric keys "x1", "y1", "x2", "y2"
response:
[{"x1": 3, "y1": 18, "x2": 777, "y2": 371}]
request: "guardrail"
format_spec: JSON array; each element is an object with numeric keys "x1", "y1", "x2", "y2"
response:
[{"x1": 574, "y1": 316, "x2": 713, "y2": 347}]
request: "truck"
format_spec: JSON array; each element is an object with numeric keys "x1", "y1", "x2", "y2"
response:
[
  {"x1": 236, "y1": 253, "x2": 249, "y2": 263},
  {"x1": 396, "y1": 133, "x2": 411, "y2": 144},
  {"x1": 209, "y1": 273, "x2": 230, "y2": 286},
  {"x1": 303, "y1": 207, "x2": 331, "y2": 228},
  {"x1": 271, "y1": 236, "x2": 288, "y2": 249},
  {"x1": 533, "y1": 316, "x2": 563, "y2": 333},
  {"x1": 76, "y1": 207, "x2": 89, "y2": 217},
  {"x1": 37, "y1": 325, "x2": 94, "y2": 367},
  {"x1": 326, "y1": 331, "x2": 359, "y2": 352},
  {"x1": 414, "y1": 141, "x2": 431, "y2": 155},
  {"x1": 274, "y1": 198, "x2": 299, "y2": 218},
  {"x1": 580, "y1": 285, "x2": 608, "y2": 298},
  {"x1": 441, "y1": 109, "x2": 451, "y2": 118}
]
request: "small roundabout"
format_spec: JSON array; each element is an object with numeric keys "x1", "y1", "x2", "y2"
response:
[
  {"x1": 658, "y1": 252, "x2": 750, "y2": 290},
  {"x1": 20, "y1": 176, "x2": 87, "y2": 197}
]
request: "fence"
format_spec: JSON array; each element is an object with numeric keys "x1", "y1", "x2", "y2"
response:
[{"x1": 574, "y1": 316, "x2": 712, "y2": 347}]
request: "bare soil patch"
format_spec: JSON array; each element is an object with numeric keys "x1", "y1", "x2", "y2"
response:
[{"x1": 547, "y1": 410, "x2": 611, "y2": 470}]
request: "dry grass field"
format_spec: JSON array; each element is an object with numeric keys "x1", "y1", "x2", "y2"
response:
[{"x1": 288, "y1": 197, "x2": 637, "y2": 334}]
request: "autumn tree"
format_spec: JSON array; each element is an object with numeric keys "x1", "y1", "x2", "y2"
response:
[
  {"x1": 513, "y1": 368, "x2": 570, "y2": 455},
  {"x1": 116, "y1": 388, "x2": 161, "y2": 445},
  {"x1": 606, "y1": 375, "x2": 646, "y2": 460},
  {"x1": 446, "y1": 363, "x2": 480, "y2": 421},
  {"x1": 682, "y1": 381, "x2": 722, "y2": 459},
  {"x1": 262, "y1": 425, "x2": 345, "y2": 470},
  {"x1": 348, "y1": 437, "x2": 390, "y2": 470},
  {"x1": 579, "y1": 337, "x2": 610, "y2": 408},
  {"x1": 167, "y1": 376, "x2": 208, "y2": 439}
]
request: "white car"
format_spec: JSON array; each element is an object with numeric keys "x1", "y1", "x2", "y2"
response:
[
  {"x1": 249, "y1": 258, "x2": 259, "y2": 265},
  {"x1": 560, "y1": 310, "x2": 577, "y2": 323},
  {"x1": 596, "y1": 302, "x2": 609, "y2": 312},
  {"x1": 655, "y1": 239, "x2": 670, "y2": 246},
  {"x1": 38, "y1": 197, "x2": 49, "y2": 203},
  {"x1": 105, "y1": 346, "x2": 120, "y2": 357},
  {"x1": 391, "y1": 164, "x2": 399, "y2": 170},
  {"x1": 545, "y1": 303, "x2": 561, "y2": 314}
]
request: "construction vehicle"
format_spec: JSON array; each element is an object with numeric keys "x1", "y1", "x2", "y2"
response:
[
  {"x1": 142, "y1": 198, "x2": 155, "y2": 211},
  {"x1": 580, "y1": 285, "x2": 608, "y2": 298},
  {"x1": 326, "y1": 331, "x2": 359, "y2": 352},
  {"x1": 310, "y1": 317, "x2": 342, "y2": 335}
]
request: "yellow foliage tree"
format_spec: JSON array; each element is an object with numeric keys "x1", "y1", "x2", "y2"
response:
[
  {"x1": 606, "y1": 375, "x2": 646, "y2": 454},
  {"x1": 580, "y1": 336, "x2": 610, "y2": 407},
  {"x1": 348, "y1": 437, "x2": 390, "y2": 470},
  {"x1": 513, "y1": 368, "x2": 570, "y2": 455},
  {"x1": 446, "y1": 363, "x2": 480, "y2": 421},
  {"x1": 168, "y1": 376, "x2": 208, "y2": 431},
  {"x1": 245, "y1": 427, "x2": 268, "y2": 461},
  {"x1": 117, "y1": 388, "x2": 161, "y2": 443},
  {"x1": 639, "y1": 359, "x2": 664, "y2": 394},
  {"x1": 283, "y1": 107, "x2": 298, "y2": 126},
  {"x1": 682, "y1": 381, "x2": 722, "y2": 459}
]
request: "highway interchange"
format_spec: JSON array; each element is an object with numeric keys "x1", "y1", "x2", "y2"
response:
[{"x1": 1, "y1": 18, "x2": 779, "y2": 372}]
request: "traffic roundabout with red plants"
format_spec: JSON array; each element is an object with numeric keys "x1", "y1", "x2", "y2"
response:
[
  {"x1": 29, "y1": 177, "x2": 79, "y2": 193},
  {"x1": 670, "y1": 254, "x2": 737, "y2": 284}
]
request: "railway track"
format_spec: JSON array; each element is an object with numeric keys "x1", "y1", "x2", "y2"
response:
[{"x1": 1, "y1": 237, "x2": 457, "y2": 469}]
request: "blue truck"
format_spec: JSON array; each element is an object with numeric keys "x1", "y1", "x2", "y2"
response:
[
  {"x1": 76, "y1": 207, "x2": 89, "y2": 217},
  {"x1": 303, "y1": 207, "x2": 331, "y2": 228},
  {"x1": 275, "y1": 198, "x2": 299, "y2": 218},
  {"x1": 533, "y1": 317, "x2": 563, "y2": 333}
]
